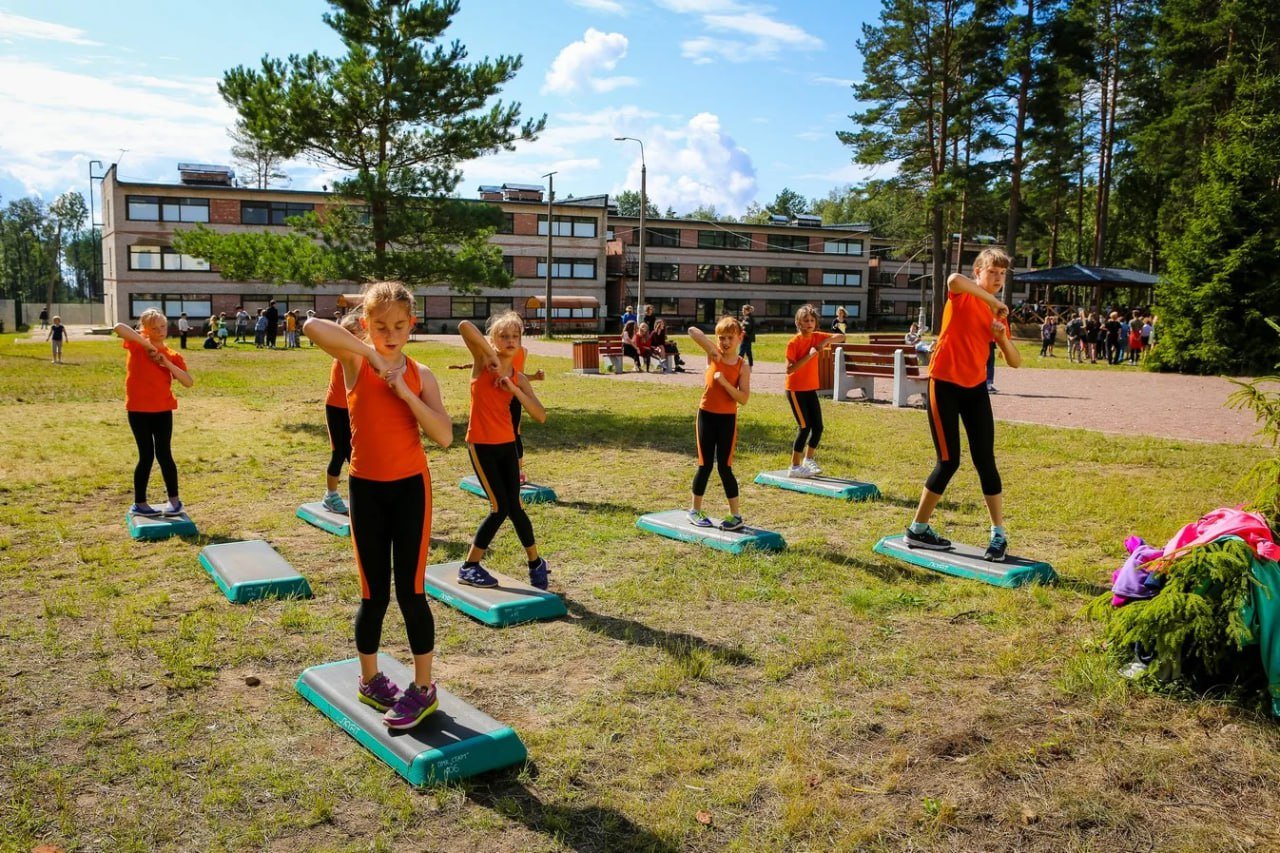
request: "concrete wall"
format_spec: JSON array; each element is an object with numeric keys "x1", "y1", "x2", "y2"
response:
[{"x1": 0, "y1": 300, "x2": 104, "y2": 327}]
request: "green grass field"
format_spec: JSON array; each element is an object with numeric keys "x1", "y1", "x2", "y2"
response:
[{"x1": 2, "y1": 333, "x2": 1278, "y2": 851}]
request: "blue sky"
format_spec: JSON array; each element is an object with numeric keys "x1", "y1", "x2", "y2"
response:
[{"x1": 0, "y1": 0, "x2": 889, "y2": 217}]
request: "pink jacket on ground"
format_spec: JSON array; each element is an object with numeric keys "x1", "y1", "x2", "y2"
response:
[{"x1": 1159, "y1": 507, "x2": 1280, "y2": 565}]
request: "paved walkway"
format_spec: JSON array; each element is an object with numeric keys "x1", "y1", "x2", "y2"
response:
[{"x1": 418, "y1": 335, "x2": 1267, "y2": 446}]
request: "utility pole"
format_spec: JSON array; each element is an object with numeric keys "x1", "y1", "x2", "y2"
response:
[
  {"x1": 615, "y1": 137, "x2": 646, "y2": 321},
  {"x1": 542, "y1": 171, "x2": 557, "y2": 339}
]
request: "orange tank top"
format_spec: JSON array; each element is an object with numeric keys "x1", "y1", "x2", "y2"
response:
[
  {"x1": 699, "y1": 357, "x2": 743, "y2": 414},
  {"x1": 784, "y1": 332, "x2": 831, "y2": 392},
  {"x1": 466, "y1": 371, "x2": 516, "y2": 444},
  {"x1": 123, "y1": 339, "x2": 186, "y2": 412},
  {"x1": 347, "y1": 356, "x2": 427, "y2": 481},
  {"x1": 325, "y1": 360, "x2": 347, "y2": 408},
  {"x1": 929, "y1": 291, "x2": 1008, "y2": 388},
  {"x1": 513, "y1": 347, "x2": 527, "y2": 374}
]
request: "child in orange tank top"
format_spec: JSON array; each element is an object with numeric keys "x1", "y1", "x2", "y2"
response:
[
  {"x1": 457, "y1": 313, "x2": 550, "y2": 590},
  {"x1": 687, "y1": 316, "x2": 752, "y2": 530},
  {"x1": 449, "y1": 346, "x2": 544, "y2": 483},
  {"x1": 304, "y1": 282, "x2": 453, "y2": 731},
  {"x1": 318, "y1": 312, "x2": 364, "y2": 514},
  {"x1": 784, "y1": 304, "x2": 845, "y2": 478},
  {"x1": 114, "y1": 309, "x2": 195, "y2": 517}
]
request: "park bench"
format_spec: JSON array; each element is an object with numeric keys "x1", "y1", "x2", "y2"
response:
[
  {"x1": 832, "y1": 344, "x2": 928, "y2": 408},
  {"x1": 868, "y1": 333, "x2": 909, "y2": 345},
  {"x1": 597, "y1": 335, "x2": 626, "y2": 374}
]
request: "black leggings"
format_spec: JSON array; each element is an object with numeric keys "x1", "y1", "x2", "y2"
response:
[
  {"x1": 924, "y1": 378, "x2": 1002, "y2": 496},
  {"x1": 509, "y1": 397, "x2": 523, "y2": 460},
  {"x1": 787, "y1": 390, "x2": 824, "y2": 453},
  {"x1": 325, "y1": 404, "x2": 352, "y2": 478},
  {"x1": 692, "y1": 409, "x2": 738, "y2": 499},
  {"x1": 468, "y1": 442, "x2": 536, "y2": 550},
  {"x1": 349, "y1": 473, "x2": 434, "y2": 656},
  {"x1": 127, "y1": 411, "x2": 178, "y2": 503}
]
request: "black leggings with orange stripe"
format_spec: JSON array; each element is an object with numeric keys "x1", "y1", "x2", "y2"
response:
[
  {"x1": 924, "y1": 378, "x2": 1001, "y2": 496},
  {"x1": 787, "y1": 390, "x2": 824, "y2": 452},
  {"x1": 468, "y1": 442, "x2": 536, "y2": 550},
  {"x1": 349, "y1": 472, "x2": 435, "y2": 656},
  {"x1": 692, "y1": 409, "x2": 739, "y2": 499}
]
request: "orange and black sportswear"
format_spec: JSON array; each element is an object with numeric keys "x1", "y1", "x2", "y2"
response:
[
  {"x1": 123, "y1": 339, "x2": 186, "y2": 412},
  {"x1": 466, "y1": 372, "x2": 516, "y2": 445},
  {"x1": 699, "y1": 356, "x2": 743, "y2": 414},
  {"x1": 325, "y1": 360, "x2": 351, "y2": 478},
  {"x1": 929, "y1": 290, "x2": 1010, "y2": 388},
  {"x1": 325, "y1": 360, "x2": 348, "y2": 409},
  {"x1": 693, "y1": 355, "x2": 743, "y2": 500},
  {"x1": 784, "y1": 331, "x2": 832, "y2": 392},
  {"x1": 466, "y1": 367, "x2": 536, "y2": 550},
  {"x1": 347, "y1": 356, "x2": 427, "y2": 482}
]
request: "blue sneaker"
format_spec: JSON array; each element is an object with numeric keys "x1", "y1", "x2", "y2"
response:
[
  {"x1": 687, "y1": 509, "x2": 714, "y2": 528},
  {"x1": 157, "y1": 499, "x2": 184, "y2": 516},
  {"x1": 322, "y1": 492, "x2": 348, "y2": 514},
  {"x1": 719, "y1": 514, "x2": 745, "y2": 532},
  {"x1": 458, "y1": 563, "x2": 499, "y2": 588},
  {"x1": 984, "y1": 532, "x2": 1008, "y2": 562},
  {"x1": 130, "y1": 503, "x2": 161, "y2": 517},
  {"x1": 528, "y1": 557, "x2": 549, "y2": 590}
]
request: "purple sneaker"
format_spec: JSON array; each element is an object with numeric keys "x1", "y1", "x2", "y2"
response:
[
  {"x1": 356, "y1": 672, "x2": 401, "y2": 712},
  {"x1": 383, "y1": 682, "x2": 439, "y2": 730}
]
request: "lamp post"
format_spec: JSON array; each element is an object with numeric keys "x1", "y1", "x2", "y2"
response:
[
  {"x1": 541, "y1": 170, "x2": 557, "y2": 338},
  {"x1": 88, "y1": 160, "x2": 104, "y2": 301},
  {"x1": 614, "y1": 137, "x2": 646, "y2": 325}
]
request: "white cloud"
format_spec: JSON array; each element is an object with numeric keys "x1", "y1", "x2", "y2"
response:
[
  {"x1": 568, "y1": 0, "x2": 627, "y2": 13},
  {"x1": 652, "y1": 0, "x2": 740, "y2": 12},
  {"x1": 703, "y1": 11, "x2": 822, "y2": 47},
  {"x1": 542, "y1": 29, "x2": 636, "y2": 95},
  {"x1": 658, "y1": 2, "x2": 822, "y2": 64},
  {"x1": 618, "y1": 112, "x2": 757, "y2": 216},
  {"x1": 811, "y1": 75, "x2": 855, "y2": 88},
  {"x1": 0, "y1": 11, "x2": 100, "y2": 45}
]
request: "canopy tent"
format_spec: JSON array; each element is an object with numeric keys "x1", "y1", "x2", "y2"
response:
[{"x1": 1012, "y1": 265, "x2": 1159, "y2": 313}]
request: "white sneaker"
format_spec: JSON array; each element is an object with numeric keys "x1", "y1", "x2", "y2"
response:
[
  {"x1": 788, "y1": 465, "x2": 812, "y2": 479},
  {"x1": 802, "y1": 459, "x2": 822, "y2": 475}
]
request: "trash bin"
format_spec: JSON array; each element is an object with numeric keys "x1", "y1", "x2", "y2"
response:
[{"x1": 572, "y1": 339, "x2": 601, "y2": 374}]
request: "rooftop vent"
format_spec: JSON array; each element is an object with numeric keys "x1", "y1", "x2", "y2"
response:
[
  {"x1": 768, "y1": 214, "x2": 789, "y2": 225},
  {"x1": 177, "y1": 163, "x2": 236, "y2": 187},
  {"x1": 793, "y1": 214, "x2": 822, "y2": 227}
]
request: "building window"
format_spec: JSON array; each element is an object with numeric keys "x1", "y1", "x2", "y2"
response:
[
  {"x1": 822, "y1": 270, "x2": 862, "y2": 287},
  {"x1": 821, "y1": 303, "x2": 860, "y2": 318},
  {"x1": 697, "y1": 230, "x2": 753, "y2": 250},
  {"x1": 451, "y1": 297, "x2": 488, "y2": 319},
  {"x1": 767, "y1": 234, "x2": 809, "y2": 253},
  {"x1": 646, "y1": 263, "x2": 679, "y2": 282},
  {"x1": 498, "y1": 212, "x2": 515, "y2": 234},
  {"x1": 129, "y1": 293, "x2": 213, "y2": 319},
  {"x1": 879, "y1": 301, "x2": 896, "y2": 314},
  {"x1": 646, "y1": 228, "x2": 680, "y2": 248},
  {"x1": 126, "y1": 196, "x2": 209, "y2": 223},
  {"x1": 241, "y1": 295, "x2": 313, "y2": 316},
  {"x1": 766, "y1": 268, "x2": 808, "y2": 285},
  {"x1": 536, "y1": 257, "x2": 597, "y2": 279},
  {"x1": 878, "y1": 272, "x2": 894, "y2": 284},
  {"x1": 696, "y1": 264, "x2": 750, "y2": 283},
  {"x1": 532, "y1": 305, "x2": 597, "y2": 319},
  {"x1": 502, "y1": 255, "x2": 514, "y2": 276},
  {"x1": 652, "y1": 298, "x2": 680, "y2": 315},
  {"x1": 128, "y1": 245, "x2": 211, "y2": 272},
  {"x1": 824, "y1": 238, "x2": 864, "y2": 256},
  {"x1": 765, "y1": 300, "x2": 812, "y2": 318},
  {"x1": 537, "y1": 215, "x2": 597, "y2": 238},
  {"x1": 241, "y1": 201, "x2": 315, "y2": 226}
]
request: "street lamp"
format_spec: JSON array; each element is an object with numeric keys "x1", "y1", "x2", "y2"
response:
[
  {"x1": 541, "y1": 170, "x2": 557, "y2": 338},
  {"x1": 88, "y1": 159, "x2": 105, "y2": 301},
  {"x1": 614, "y1": 136, "x2": 646, "y2": 326}
]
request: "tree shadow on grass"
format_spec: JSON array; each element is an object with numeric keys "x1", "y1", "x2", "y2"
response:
[
  {"x1": 467, "y1": 776, "x2": 681, "y2": 853},
  {"x1": 280, "y1": 421, "x2": 329, "y2": 440},
  {"x1": 564, "y1": 598, "x2": 754, "y2": 666},
  {"x1": 791, "y1": 545, "x2": 945, "y2": 585},
  {"x1": 559, "y1": 498, "x2": 645, "y2": 516}
]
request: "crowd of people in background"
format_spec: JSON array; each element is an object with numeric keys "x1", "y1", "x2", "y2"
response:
[{"x1": 1048, "y1": 309, "x2": 1156, "y2": 365}]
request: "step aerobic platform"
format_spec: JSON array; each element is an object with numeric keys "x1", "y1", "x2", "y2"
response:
[
  {"x1": 636, "y1": 510, "x2": 786, "y2": 554},
  {"x1": 197, "y1": 539, "x2": 313, "y2": 603},
  {"x1": 296, "y1": 502, "x2": 350, "y2": 537},
  {"x1": 459, "y1": 476, "x2": 557, "y2": 505},
  {"x1": 754, "y1": 470, "x2": 881, "y2": 501},
  {"x1": 872, "y1": 534, "x2": 1056, "y2": 588},
  {"x1": 296, "y1": 654, "x2": 527, "y2": 786},
  {"x1": 423, "y1": 561, "x2": 566, "y2": 627},
  {"x1": 127, "y1": 511, "x2": 198, "y2": 541}
]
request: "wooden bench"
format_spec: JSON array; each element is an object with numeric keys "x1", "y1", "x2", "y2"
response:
[
  {"x1": 833, "y1": 345, "x2": 928, "y2": 408},
  {"x1": 868, "y1": 333, "x2": 909, "y2": 345},
  {"x1": 597, "y1": 335, "x2": 626, "y2": 374}
]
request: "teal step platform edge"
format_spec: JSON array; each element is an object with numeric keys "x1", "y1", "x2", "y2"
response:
[
  {"x1": 127, "y1": 511, "x2": 198, "y2": 540},
  {"x1": 296, "y1": 502, "x2": 350, "y2": 537},
  {"x1": 459, "y1": 476, "x2": 557, "y2": 505},
  {"x1": 295, "y1": 655, "x2": 527, "y2": 786},
  {"x1": 198, "y1": 539, "x2": 312, "y2": 604},
  {"x1": 753, "y1": 470, "x2": 881, "y2": 501},
  {"x1": 872, "y1": 534, "x2": 1056, "y2": 588},
  {"x1": 636, "y1": 509, "x2": 786, "y2": 554},
  {"x1": 423, "y1": 561, "x2": 566, "y2": 627}
]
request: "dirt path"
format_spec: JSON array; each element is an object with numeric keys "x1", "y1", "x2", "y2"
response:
[{"x1": 418, "y1": 335, "x2": 1267, "y2": 446}]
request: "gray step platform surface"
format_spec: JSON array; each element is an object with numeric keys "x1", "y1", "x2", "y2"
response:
[
  {"x1": 754, "y1": 470, "x2": 880, "y2": 501},
  {"x1": 423, "y1": 561, "x2": 566, "y2": 627},
  {"x1": 873, "y1": 534, "x2": 1056, "y2": 588},
  {"x1": 127, "y1": 511, "x2": 197, "y2": 540},
  {"x1": 295, "y1": 654, "x2": 527, "y2": 786},
  {"x1": 459, "y1": 476, "x2": 557, "y2": 504},
  {"x1": 198, "y1": 539, "x2": 312, "y2": 603},
  {"x1": 296, "y1": 502, "x2": 350, "y2": 537},
  {"x1": 636, "y1": 509, "x2": 785, "y2": 554}
]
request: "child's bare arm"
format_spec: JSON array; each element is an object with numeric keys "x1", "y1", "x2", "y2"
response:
[
  {"x1": 160, "y1": 356, "x2": 194, "y2": 388},
  {"x1": 687, "y1": 327, "x2": 720, "y2": 359},
  {"x1": 114, "y1": 323, "x2": 155, "y2": 351},
  {"x1": 393, "y1": 364, "x2": 453, "y2": 448},
  {"x1": 303, "y1": 317, "x2": 384, "y2": 377},
  {"x1": 458, "y1": 321, "x2": 499, "y2": 377},
  {"x1": 947, "y1": 273, "x2": 1007, "y2": 316},
  {"x1": 993, "y1": 322, "x2": 1022, "y2": 369},
  {"x1": 503, "y1": 373, "x2": 547, "y2": 423},
  {"x1": 715, "y1": 362, "x2": 751, "y2": 405}
]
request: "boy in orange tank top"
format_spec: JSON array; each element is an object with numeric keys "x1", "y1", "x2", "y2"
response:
[
  {"x1": 304, "y1": 282, "x2": 453, "y2": 731},
  {"x1": 457, "y1": 314, "x2": 550, "y2": 589},
  {"x1": 687, "y1": 317, "x2": 751, "y2": 530},
  {"x1": 114, "y1": 309, "x2": 195, "y2": 517},
  {"x1": 905, "y1": 248, "x2": 1022, "y2": 562}
]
